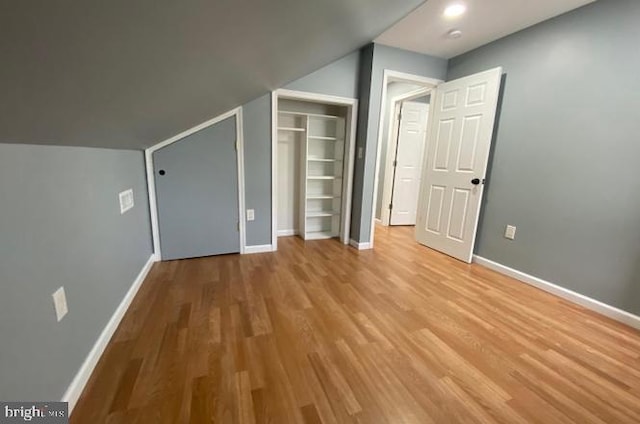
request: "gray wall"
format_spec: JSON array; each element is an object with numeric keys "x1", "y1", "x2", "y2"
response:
[
  {"x1": 352, "y1": 44, "x2": 447, "y2": 242},
  {"x1": 351, "y1": 45, "x2": 375, "y2": 242},
  {"x1": 243, "y1": 94, "x2": 273, "y2": 246},
  {"x1": 0, "y1": 143, "x2": 153, "y2": 400},
  {"x1": 284, "y1": 51, "x2": 361, "y2": 99},
  {"x1": 448, "y1": 0, "x2": 640, "y2": 314}
]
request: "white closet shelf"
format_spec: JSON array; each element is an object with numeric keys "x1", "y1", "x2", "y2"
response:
[
  {"x1": 308, "y1": 135, "x2": 338, "y2": 141},
  {"x1": 278, "y1": 104, "x2": 345, "y2": 242},
  {"x1": 307, "y1": 176, "x2": 341, "y2": 180},
  {"x1": 307, "y1": 211, "x2": 340, "y2": 218},
  {"x1": 280, "y1": 110, "x2": 339, "y2": 120},
  {"x1": 278, "y1": 127, "x2": 306, "y2": 132},
  {"x1": 307, "y1": 157, "x2": 341, "y2": 162},
  {"x1": 307, "y1": 195, "x2": 338, "y2": 199}
]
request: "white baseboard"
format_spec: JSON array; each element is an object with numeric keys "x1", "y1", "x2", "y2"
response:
[
  {"x1": 277, "y1": 229, "x2": 298, "y2": 237},
  {"x1": 374, "y1": 218, "x2": 382, "y2": 224},
  {"x1": 349, "y1": 239, "x2": 373, "y2": 250},
  {"x1": 473, "y1": 255, "x2": 640, "y2": 330},
  {"x1": 244, "y1": 244, "x2": 274, "y2": 254},
  {"x1": 62, "y1": 254, "x2": 156, "y2": 413}
]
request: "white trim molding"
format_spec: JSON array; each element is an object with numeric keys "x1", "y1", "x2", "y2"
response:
[
  {"x1": 62, "y1": 255, "x2": 156, "y2": 412},
  {"x1": 349, "y1": 239, "x2": 373, "y2": 250},
  {"x1": 244, "y1": 244, "x2": 275, "y2": 254},
  {"x1": 271, "y1": 89, "x2": 358, "y2": 247},
  {"x1": 145, "y1": 107, "x2": 247, "y2": 259},
  {"x1": 271, "y1": 91, "x2": 279, "y2": 252},
  {"x1": 235, "y1": 108, "x2": 247, "y2": 254},
  {"x1": 369, "y1": 70, "x2": 442, "y2": 247},
  {"x1": 473, "y1": 255, "x2": 640, "y2": 330},
  {"x1": 277, "y1": 229, "x2": 298, "y2": 237}
]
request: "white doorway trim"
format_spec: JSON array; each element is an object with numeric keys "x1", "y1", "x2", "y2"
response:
[
  {"x1": 271, "y1": 89, "x2": 358, "y2": 250},
  {"x1": 370, "y1": 70, "x2": 442, "y2": 248},
  {"x1": 145, "y1": 107, "x2": 246, "y2": 260},
  {"x1": 380, "y1": 87, "x2": 432, "y2": 226}
]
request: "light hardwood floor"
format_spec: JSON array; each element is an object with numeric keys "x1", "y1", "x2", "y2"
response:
[{"x1": 71, "y1": 225, "x2": 640, "y2": 423}]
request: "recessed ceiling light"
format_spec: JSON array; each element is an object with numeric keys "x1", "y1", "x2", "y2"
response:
[
  {"x1": 447, "y1": 29, "x2": 463, "y2": 39},
  {"x1": 444, "y1": 3, "x2": 467, "y2": 18}
]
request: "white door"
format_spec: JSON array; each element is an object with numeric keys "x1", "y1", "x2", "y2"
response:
[
  {"x1": 390, "y1": 101, "x2": 429, "y2": 225},
  {"x1": 415, "y1": 67, "x2": 502, "y2": 263}
]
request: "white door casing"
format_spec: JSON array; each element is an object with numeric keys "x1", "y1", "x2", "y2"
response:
[
  {"x1": 390, "y1": 101, "x2": 429, "y2": 225},
  {"x1": 415, "y1": 67, "x2": 502, "y2": 263}
]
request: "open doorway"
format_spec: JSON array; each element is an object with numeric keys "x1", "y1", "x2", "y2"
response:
[
  {"x1": 370, "y1": 67, "x2": 503, "y2": 264},
  {"x1": 372, "y1": 71, "x2": 440, "y2": 242},
  {"x1": 381, "y1": 91, "x2": 431, "y2": 226}
]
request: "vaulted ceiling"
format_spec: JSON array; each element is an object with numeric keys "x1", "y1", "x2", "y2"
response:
[{"x1": 0, "y1": 0, "x2": 424, "y2": 150}]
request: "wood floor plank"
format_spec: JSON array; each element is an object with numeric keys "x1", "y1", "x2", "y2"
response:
[{"x1": 71, "y1": 225, "x2": 640, "y2": 423}]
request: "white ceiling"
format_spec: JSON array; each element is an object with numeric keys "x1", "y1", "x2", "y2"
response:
[{"x1": 375, "y1": 0, "x2": 597, "y2": 59}]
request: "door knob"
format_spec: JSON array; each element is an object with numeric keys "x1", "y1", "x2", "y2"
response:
[{"x1": 471, "y1": 178, "x2": 481, "y2": 185}]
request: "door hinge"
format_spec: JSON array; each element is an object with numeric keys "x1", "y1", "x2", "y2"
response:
[
  {"x1": 234, "y1": 141, "x2": 238, "y2": 151},
  {"x1": 237, "y1": 221, "x2": 240, "y2": 231},
  {"x1": 393, "y1": 160, "x2": 398, "y2": 167},
  {"x1": 389, "y1": 203, "x2": 393, "y2": 210},
  {"x1": 398, "y1": 112, "x2": 402, "y2": 121}
]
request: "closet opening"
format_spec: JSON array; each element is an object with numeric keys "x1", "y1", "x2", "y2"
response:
[{"x1": 271, "y1": 90, "x2": 357, "y2": 250}]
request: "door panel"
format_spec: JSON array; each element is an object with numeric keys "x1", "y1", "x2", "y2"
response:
[
  {"x1": 425, "y1": 185, "x2": 445, "y2": 233},
  {"x1": 154, "y1": 116, "x2": 239, "y2": 260},
  {"x1": 390, "y1": 101, "x2": 429, "y2": 226},
  {"x1": 416, "y1": 68, "x2": 502, "y2": 263}
]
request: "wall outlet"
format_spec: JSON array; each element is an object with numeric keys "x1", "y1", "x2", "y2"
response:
[
  {"x1": 505, "y1": 225, "x2": 516, "y2": 240},
  {"x1": 119, "y1": 189, "x2": 134, "y2": 214},
  {"x1": 247, "y1": 209, "x2": 255, "y2": 221},
  {"x1": 52, "y1": 287, "x2": 68, "y2": 322}
]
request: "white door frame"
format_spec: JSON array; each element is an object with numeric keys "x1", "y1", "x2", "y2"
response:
[
  {"x1": 145, "y1": 107, "x2": 246, "y2": 260},
  {"x1": 271, "y1": 89, "x2": 358, "y2": 250},
  {"x1": 380, "y1": 87, "x2": 432, "y2": 226},
  {"x1": 370, "y1": 70, "x2": 442, "y2": 247}
]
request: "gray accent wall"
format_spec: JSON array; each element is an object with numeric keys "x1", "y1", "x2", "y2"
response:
[
  {"x1": 243, "y1": 95, "x2": 273, "y2": 246},
  {"x1": 351, "y1": 45, "x2": 375, "y2": 242},
  {"x1": 352, "y1": 44, "x2": 447, "y2": 242},
  {"x1": 284, "y1": 51, "x2": 361, "y2": 99},
  {"x1": 0, "y1": 143, "x2": 153, "y2": 400},
  {"x1": 448, "y1": 0, "x2": 640, "y2": 315}
]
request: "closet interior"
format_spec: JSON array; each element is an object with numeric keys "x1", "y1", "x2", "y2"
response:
[{"x1": 277, "y1": 98, "x2": 349, "y2": 241}]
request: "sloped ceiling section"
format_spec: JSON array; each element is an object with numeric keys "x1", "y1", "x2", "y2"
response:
[{"x1": 0, "y1": 0, "x2": 424, "y2": 150}]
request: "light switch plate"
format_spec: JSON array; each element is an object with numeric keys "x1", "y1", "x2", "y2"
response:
[
  {"x1": 247, "y1": 209, "x2": 255, "y2": 221},
  {"x1": 505, "y1": 225, "x2": 516, "y2": 240},
  {"x1": 52, "y1": 287, "x2": 68, "y2": 322},
  {"x1": 119, "y1": 189, "x2": 134, "y2": 214}
]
